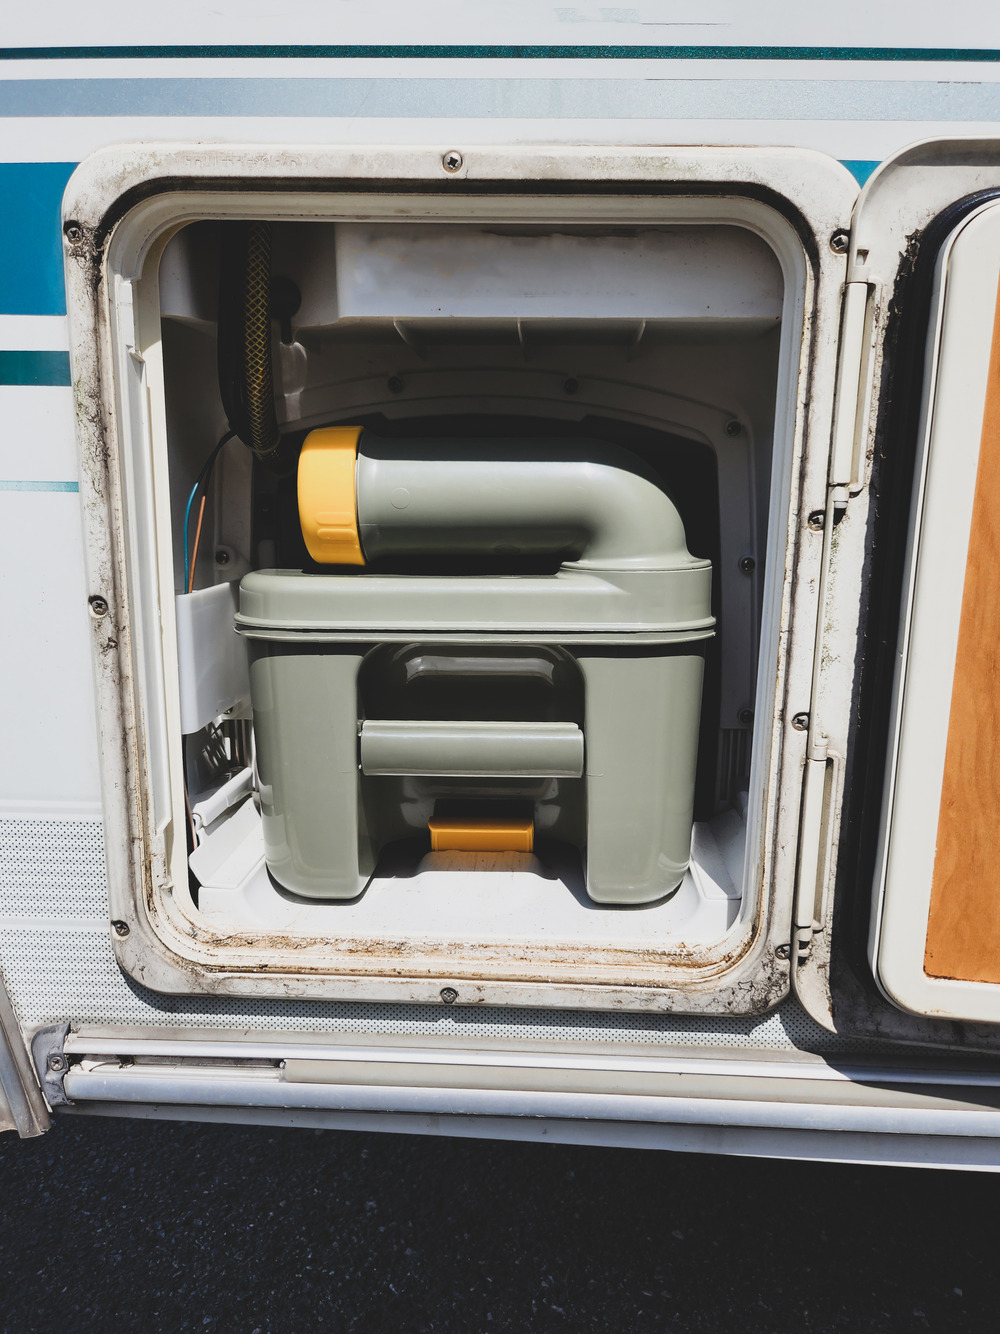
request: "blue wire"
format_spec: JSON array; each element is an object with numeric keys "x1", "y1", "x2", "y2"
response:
[
  {"x1": 182, "y1": 475, "x2": 200, "y2": 592},
  {"x1": 183, "y1": 431, "x2": 235, "y2": 592}
]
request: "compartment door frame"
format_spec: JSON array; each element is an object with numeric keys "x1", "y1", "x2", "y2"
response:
[{"x1": 64, "y1": 141, "x2": 854, "y2": 1010}]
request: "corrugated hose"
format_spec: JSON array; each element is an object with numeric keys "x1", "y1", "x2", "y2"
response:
[{"x1": 242, "y1": 221, "x2": 280, "y2": 460}]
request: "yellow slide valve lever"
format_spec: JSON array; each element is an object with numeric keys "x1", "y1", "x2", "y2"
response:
[{"x1": 428, "y1": 817, "x2": 535, "y2": 854}]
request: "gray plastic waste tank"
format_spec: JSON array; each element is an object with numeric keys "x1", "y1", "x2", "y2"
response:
[{"x1": 236, "y1": 432, "x2": 714, "y2": 904}]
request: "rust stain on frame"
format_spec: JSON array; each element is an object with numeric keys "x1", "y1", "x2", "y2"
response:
[{"x1": 925, "y1": 272, "x2": 1000, "y2": 984}]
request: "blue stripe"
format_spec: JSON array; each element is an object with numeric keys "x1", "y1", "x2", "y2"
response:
[
  {"x1": 0, "y1": 165, "x2": 76, "y2": 316},
  {"x1": 841, "y1": 160, "x2": 879, "y2": 185},
  {"x1": 1, "y1": 44, "x2": 1000, "y2": 62},
  {"x1": 3, "y1": 78, "x2": 997, "y2": 122},
  {"x1": 0, "y1": 479, "x2": 78, "y2": 492},
  {"x1": 0, "y1": 349, "x2": 72, "y2": 384}
]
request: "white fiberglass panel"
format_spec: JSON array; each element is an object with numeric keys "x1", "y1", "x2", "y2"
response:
[{"x1": 331, "y1": 223, "x2": 782, "y2": 327}]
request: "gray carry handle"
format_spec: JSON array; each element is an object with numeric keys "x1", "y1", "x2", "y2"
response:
[{"x1": 359, "y1": 719, "x2": 584, "y2": 778}]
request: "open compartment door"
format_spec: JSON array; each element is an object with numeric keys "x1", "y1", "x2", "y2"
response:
[
  {"x1": 872, "y1": 195, "x2": 1000, "y2": 1023},
  {"x1": 796, "y1": 139, "x2": 1000, "y2": 1044}
]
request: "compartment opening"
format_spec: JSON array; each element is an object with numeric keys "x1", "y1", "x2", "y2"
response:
[{"x1": 160, "y1": 213, "x2": 782, "y2": 959}]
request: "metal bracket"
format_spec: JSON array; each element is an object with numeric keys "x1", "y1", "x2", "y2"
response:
[
  {"x1": 829, "y1": 280, "x2": 875, "y2": 505},
  {"x1": 0, "y1": 968, "x2": 50, "y2": 1137},
  {"x1": 30, "y1": 1023, "x2": 73, "y2": 1109},
  {"x1": 116, "y1": 277, "x2": 144, "y2": 364},
  {"x1": 793, "y1": 740, "x2": 844, "y2": 960}
]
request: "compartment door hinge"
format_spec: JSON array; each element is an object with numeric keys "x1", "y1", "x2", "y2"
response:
[
  {"x1": 793, "y1": 738, "x2": 841, "y2": 959},
  {"x1": 828, "y1": 281, "x2": 874, "y2": 511}
]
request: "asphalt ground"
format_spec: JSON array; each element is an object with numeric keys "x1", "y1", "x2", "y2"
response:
[{"x1": 0, "y1": 1114, "x2": 996, "y2": 1333}]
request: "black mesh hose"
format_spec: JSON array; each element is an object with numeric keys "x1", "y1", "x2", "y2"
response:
[{"x1": 242, "y1": 221, "x2": 280, "y2": 459}]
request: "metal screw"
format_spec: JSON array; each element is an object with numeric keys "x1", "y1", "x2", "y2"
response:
[
  {"x1": 111, "y1": 919, "x2": 130, "y2": 937},
  {"x1": 775, "y1": 943, "x2": 791, "y2": 960},
  {"x1": 738, "y1": 708, "x2": 754, "y2": 727},
  {"x1": 442, "y1": 151, "x2": 463, "y2": 173},
  {"x1": 791, "y1": 712, "x2": 810, "y2": 732},
  {"x1": 47, "y1": 1053, "x2": 67, "y2": 1074},
  {"x1": 215, "y1": 549, "x2": 231, "y2": 566},
  {"x1": 64, "y1": 221, "x2": 83, "y2": 244},
  {"x1": 439, "y1": 986, "x2": 459, "y2": 1005},
  {"x1": 738, "y1": 556, "x2": 755, "y2": 575},
  {"x1": 830, "y1": 230, "x2": 850, "y2": 254},
  {"x1": 88, "y1": 595, "x2": 109, "y2": 618},
  {"x1": 386, "y1": 376, "x2": 404, "y2": 394},
  {"x1": 807, "y1": 510, "x2": 825, "y2": 531},
  {"x1": 563, "y1": 378, "x2": 580, "y2": 395},
  {"x1": 725, "y1": 420, "x2": 743, "y2": 437}
]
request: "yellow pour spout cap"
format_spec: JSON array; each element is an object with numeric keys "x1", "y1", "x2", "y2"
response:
[{"x1": 297, "y1": 426, "x2": 366, "y2": 565}]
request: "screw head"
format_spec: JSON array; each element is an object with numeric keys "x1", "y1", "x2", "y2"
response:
[
  {"x1": 442, "y1": 151, "x2": 463, "y2": 173},
  {"x1": 807, "y1": 510, "x2": 825, "y2": 531},
  {"x1": 111, "y1": 919, "x2": 130, "y2": 937},
  {"x1": 386, "y1": 375, "x2": 404, "y2": 394},
  {"x1": 791, "y1": 712, "x2": 810, "y2": 732},
  {"x1": 725, "y1": 420, "x2": 743, "y2": 437},
  {"x1": 563, "y1": 377, "x2": 580, "y2": 395},
  {"x1": 47, "y1": 1053, "x2": 67, "y2": 1073},
  {"x1": 439, "y1": 986, "x2": 459, "y2": 1005},
  {"x1": 215, "y1": 548, "x2": 231, "y2": 566},
  {"x1": 88, "y1": 595, "x2": 109, "y2": 618},
  {"x1": 738, "y1": 556, "x2": 756, "y2": 575},
  {"x1": 775, "y1": 943, "x2": 791, "y2": 960},
  {"x1": 64, "y1": 221, "x2": 83, "y2": 244},
  {"x1": 830, "y1": 229, "x2": 850, "y2": 254},
  {"x1": 738, "y1": 708, "x2": 754, "y2": 727}
]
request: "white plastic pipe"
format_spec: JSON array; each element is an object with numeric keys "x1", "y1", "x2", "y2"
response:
[{"x1": 355, "y1": 436, "x2": 694, "y2": 571}]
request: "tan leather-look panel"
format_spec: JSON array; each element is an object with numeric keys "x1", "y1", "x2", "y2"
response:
[{"x1": 925, "y1": 276, "x2": 1000, "y2": 983}]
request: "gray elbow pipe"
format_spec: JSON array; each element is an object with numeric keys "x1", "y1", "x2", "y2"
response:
[{"x1": 352, "y1": 435, "x2": 694, "y2": 571}]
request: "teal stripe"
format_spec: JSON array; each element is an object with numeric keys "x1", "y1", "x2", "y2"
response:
[
  {"x1": 0, "y1": 479, "x2": 77, "y2": 492},
  {"x1": 841, "y1": 160, "x2": 879, "y2": 185},
  {"x1": 0, "y1": 165, "x2": 76, "y2": 316},
  {"x1": 0, "y1": 44, "x2": 1000, "y2": 62},
  {"x1": 0, "y1": 350, "x2": 71, "y2": 385}
]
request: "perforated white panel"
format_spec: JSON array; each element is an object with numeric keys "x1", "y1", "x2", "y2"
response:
[
  {"x1": 0, "y1": 818, "x2": 108, "y2": 920},
  {"x1": 0, "y1": 816, "x2": 882, "y2": 1051}
]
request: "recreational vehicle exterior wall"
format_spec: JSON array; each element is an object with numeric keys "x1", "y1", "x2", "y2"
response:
[{"x1": 5, "y1": 3, "x2": 1000, "y2": 1171}]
